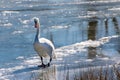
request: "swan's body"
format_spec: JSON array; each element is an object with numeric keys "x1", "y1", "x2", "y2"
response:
[
  {"x1": 34, "y1": 38, "x2": 55, "y2": 58},
  {"x1": 33, "y1": 18, "x2": 55, "y2": 67}
]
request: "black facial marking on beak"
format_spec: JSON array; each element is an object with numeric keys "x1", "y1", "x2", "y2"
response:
[{"x1": 34, "y1": 20, "x2": 37, "y2": 24}]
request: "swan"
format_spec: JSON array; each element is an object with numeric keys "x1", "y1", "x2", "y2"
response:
[{"x1": 33, "y1": 17, "x2": 55, "y2": 67}]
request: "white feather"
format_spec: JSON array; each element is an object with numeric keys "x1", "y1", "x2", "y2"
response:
[
  {"x1": 33, "y1": 18, "x2": 56, "y2": 59},
  {"x1": 34, "y1": 38, "x2": 55, "y2": 58}
]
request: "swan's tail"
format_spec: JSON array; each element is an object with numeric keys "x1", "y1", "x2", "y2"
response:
[{"x1": 52, "y1": 51, "x2": 56, "y2": 59}]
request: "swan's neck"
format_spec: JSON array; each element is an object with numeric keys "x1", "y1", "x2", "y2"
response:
[{"x1": 34, "y1": 28, "x2": 40, "y2": 42}]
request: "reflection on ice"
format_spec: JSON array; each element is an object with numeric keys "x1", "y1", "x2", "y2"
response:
[
  {"x1": 88, "y1": 20, "x2": 97, "y2": 40},
  {"x1": 88, "y1": 47, "x2": 97, "y2": 59},
  {"x1": 38, "y1": 66, "x2": 56, "y2": 80},
  {"x1": 46, "y1": 17, "x2": 120, "y2": 47},
  {"x1": 12, "y1": 65, "x2": 57, "y2": 80}
]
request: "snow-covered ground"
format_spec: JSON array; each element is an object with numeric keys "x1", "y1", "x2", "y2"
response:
[{"x1": 0, "y1": 35, "x2": 120, "y2": 80}]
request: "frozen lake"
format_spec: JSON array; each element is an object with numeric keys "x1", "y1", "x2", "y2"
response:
[{"x1": 0, "y1": 0, "x2": 120, "y2": 80}]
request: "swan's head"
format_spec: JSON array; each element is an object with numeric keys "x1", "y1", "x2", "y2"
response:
[{"x1": 34, "y1": 17, "x2": 40, "y2": 28}]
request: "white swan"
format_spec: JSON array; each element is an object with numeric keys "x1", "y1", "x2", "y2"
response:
[{"x1": 33, "y1": 18, "x2": 55, "y2": 67}]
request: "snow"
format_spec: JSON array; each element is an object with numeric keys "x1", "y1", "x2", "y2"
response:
[
  {"x1": 19, "y1": 18, "x2": 31, "y2": 25},
  {"x1": 0, "y1": 35, "x2": 120, "y2": 80},
  {"x1": 3, "y1": 23, "x2": 12, "y2": 27},
  {"x1": 0, "y1": 0, "x2": 120, "y2": 79},
  {"x1": 12, "y1": 30, "x2": 23, "y2": 34},
  {"x1": 51, "y1": 26, "x2": 68, "y2": 29},
  {"x1": 16, "y1": 56, "x2": 24, "y2": 60}
]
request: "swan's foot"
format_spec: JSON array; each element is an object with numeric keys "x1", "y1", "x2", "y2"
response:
[
  {"x1": 38, "y1": 63, "x2": 51, "y2": 68},
  {"x1": 38, "y1": 63, "x2": 46, "y2": 68},
  {"x1": 47, "y1": 63, "x2": 50, "y2": 67}
]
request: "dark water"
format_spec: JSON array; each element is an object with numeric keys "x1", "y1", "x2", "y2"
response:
[{"x1": 0, "y1": 0, "x2": 120, "y2": 71}]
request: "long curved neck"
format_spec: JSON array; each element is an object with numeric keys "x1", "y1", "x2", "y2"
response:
[{"x1": 34, "y1": 28, "x2": 40, "y2": 42}]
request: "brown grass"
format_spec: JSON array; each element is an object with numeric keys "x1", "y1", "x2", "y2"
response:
[
  {"x1": 113, "y1": 65, "x2": 120, "y2": 80},
  {"x1": 73, "y1": 65, "x2": 120, "y2": 80},
  {"x1": 28, "y1": 65, "x2": 120, "y2": 80}
]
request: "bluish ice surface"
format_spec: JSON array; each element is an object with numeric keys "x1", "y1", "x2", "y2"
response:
[{"x1": 0, "y1": 0, "x2": 120, "y2": 79}]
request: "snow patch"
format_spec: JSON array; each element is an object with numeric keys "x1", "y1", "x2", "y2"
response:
[
  {"x1": 16, "y1": 56, "x2": 24, "y2": 60},
  {"x1": 3, "y1": 23, "x2": 12, "y2": 27},
  {"x1": 2, "y1": 11, "x2": 19, "y2": 16},
  {"x1": 51, "y1": 26, "x2": 68, "y2": 29},
  {"x1": 12, "y1": 30, "x2": 23, "y2": 34},
  {"x1": 56, "y1": 35, "x2": 119, "y2": 57},
  {"x1": 20, "y1": 20, "x2": 30, "y2": 24}
]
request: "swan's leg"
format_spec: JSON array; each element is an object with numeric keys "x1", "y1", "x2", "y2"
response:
[
  {"x1": 40, "y1": 57, "x2": 44, "y2": 65},
  {"x1": 47, "y1": 57, "x2": 52, "y2": 67},
  {"x1": 50, "y1": 57, "x2": 52, "y2": 62},
  {"x1": 38, "y1": 57, "x2": 46, "y2": 67}
]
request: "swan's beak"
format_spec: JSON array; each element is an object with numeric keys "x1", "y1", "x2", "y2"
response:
[
  {"x1": 34, "y1": 21, "x2": 38, "y2": 28},
  {"x1": 34, "y1": 18, "x2": 39, "y2": 28},
  {"x1": 34, "y1": 23, "x2": 38, "y2": 28}
]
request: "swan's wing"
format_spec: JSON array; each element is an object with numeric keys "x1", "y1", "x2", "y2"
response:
[
  {"x1": 39, "y1": 38, "x2": 55, "y2": 49},
  {"x1": 39, "y1": 38, "x2": 55, "y2": 57}
]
